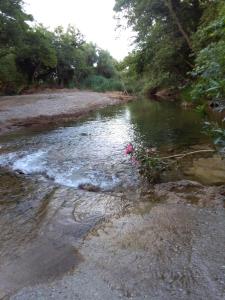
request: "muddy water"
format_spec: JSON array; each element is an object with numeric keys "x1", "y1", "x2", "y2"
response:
[{"x1": 0, "y1": 99, "x2": 225, "y2": 299}]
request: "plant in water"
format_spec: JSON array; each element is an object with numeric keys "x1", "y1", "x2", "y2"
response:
[
  {"x1": 195, "y1": 103, "x2": 208, "y2": 116},
  {"x1": 124, "y1": 143, "x2": 134, "y2": 155},
  {"x1": 203, "y1": 121, "x2": 225, "y2": 147},
  {"x1": 125, "y1": 143, "x2": 216, "y2": 183},
  {"x1": 125, "y1": 144, "x2": 171, "y2": 183}
]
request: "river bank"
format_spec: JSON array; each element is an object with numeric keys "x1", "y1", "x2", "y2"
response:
[{"x1": 0, "y1": 90, "x2": 133, "y2": 135}]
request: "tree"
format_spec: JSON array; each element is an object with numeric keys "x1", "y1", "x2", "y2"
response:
[
  {"x1": 96, "y1": 49, "x2": 117, "y2": 78},
  {"x1": 0, "y1": 0, "x2": 32, "y2": 93},
  {"x1": 0, "y1": 53, "x2": 24, "y2": 94},
  {"x1": 114, "y1": 0, "x2": 204, "y2": 92},
  {"x1": 82, "y1": 42, "x2": 98, "y2": 70},
  {"x1": 0, "y1": 0, "x2": 32, "y2": 52},
  {"x1": 16, "y1": 26, "x2": 57, "y2": 84},
  {"x1": 53, "y1": 25, "x2": 87, "y2": 87},
  {"x1": 0, "y1": 1, "x2": 122, "y2": 94}
]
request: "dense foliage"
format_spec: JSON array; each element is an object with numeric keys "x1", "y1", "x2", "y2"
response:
[
  {"x1": 0, "y1": 0, "x2": 122, "y2": 94},
  {"x1": 114, "y1": 0, "x2": 225, "y2": 101},
  {"x1": 191, "y1": 1, "x2": 225, "y2": 101},
  {"x1": 2, "y1": 0, "x2": 225, "y2": 99}
]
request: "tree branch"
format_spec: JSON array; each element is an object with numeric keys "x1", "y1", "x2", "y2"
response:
[
  {"x1": 160, "y1": 149, "x2": 215, "y2": 160},
  {"x1": 164, "y1": 0, "x2": 193, "y2": 51}
]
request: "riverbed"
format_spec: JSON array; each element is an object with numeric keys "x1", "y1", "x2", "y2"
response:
[{"x1": 0, "y1": 97, "x2": 225, "y2": 299}]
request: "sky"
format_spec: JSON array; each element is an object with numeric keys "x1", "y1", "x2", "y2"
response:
[{"x1": 24, "y1": 0, "x2": 134, "y2": 61}]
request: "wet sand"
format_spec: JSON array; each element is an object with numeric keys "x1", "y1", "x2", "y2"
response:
[{"x1": 0, "y1": 90, "x2": 132, "y2": 135}]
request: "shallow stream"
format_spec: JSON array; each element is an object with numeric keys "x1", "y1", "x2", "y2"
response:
[
  {"x1": 1, "y1": 99, "x2": 225, "y2": 299},
  {"x1": 0, "y1": 99, "x2": 214, "y2": 190}
]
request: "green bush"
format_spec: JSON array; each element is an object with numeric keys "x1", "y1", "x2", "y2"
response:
[
  {"x1": 0, "y1": 53, "x2": 25, "y2": 95},
  {"x1": 203, "y1": 121, "x2": 225, "y2": 147},
  {"x1": 191, "y1": 41, "x2": 225, "y2": 101},
  {"x1": 191, "y1": 2, "x2": 225, "y2": 101},
  {"x1": 82, "y1": 75, "x2": 123, "y2": 92}
]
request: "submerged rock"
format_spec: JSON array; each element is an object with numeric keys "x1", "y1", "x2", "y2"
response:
[
  {"x1": 185, "y1": 154, "x2": 225, "y2": 185},
  {"x1": 78, "y1": 183, "x2": 101, "y2": 192},
  {"x1": 209, "y1": 100, "x2": 225, "y2": 114}
]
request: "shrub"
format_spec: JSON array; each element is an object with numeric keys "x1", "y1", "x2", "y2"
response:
[
  {"x1": 82, "y1": 75, "x2": 123, "y2": 92},
  {"x1": 0, "y1": 53, "x2": 25, "y2": 95},
  {"x1": 191, "y1": 2, "x2": 225, "y2": 101}
]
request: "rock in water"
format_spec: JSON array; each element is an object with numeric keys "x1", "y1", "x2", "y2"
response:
[{"x1": 78, "y1": 183, "x2": 101, "y2": 192}]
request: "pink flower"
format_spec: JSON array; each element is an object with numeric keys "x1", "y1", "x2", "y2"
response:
[{"x1": 125, "y1": 143, "x2": 134, "y2": 155}]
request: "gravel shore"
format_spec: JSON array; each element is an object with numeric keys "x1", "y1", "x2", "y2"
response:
[{"x1": 0, "y1": 90, "x2": 131, "y2": 135}]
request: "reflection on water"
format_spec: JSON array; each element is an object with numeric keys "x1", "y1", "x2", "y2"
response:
[
  {"x1": 128, "y1": 100, "x2": 208, "y2": 148},
  {"x1": 0, "y1": 99, "x2": 210, "y2": 190}
]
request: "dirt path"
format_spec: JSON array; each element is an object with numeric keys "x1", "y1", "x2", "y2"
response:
[{"x1": 0, "y1": 90, "x2": 132, "y2": 134}]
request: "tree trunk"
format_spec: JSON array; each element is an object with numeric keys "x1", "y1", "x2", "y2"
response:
[{"x1": 165, "y1": 0, "x2": 193, "y2": 51}]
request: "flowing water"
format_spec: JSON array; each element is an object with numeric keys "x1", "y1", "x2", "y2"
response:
[
  {"x1": 1, "y1": 99, "x2": 225, "y2": 299},
  {"x1": 0, "y1": 100, "x2": 211, "y2": 190}
]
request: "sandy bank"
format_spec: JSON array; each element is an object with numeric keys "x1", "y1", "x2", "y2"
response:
[{"x1": 0, "y1": 90, "x2": 133, "y2": 135}]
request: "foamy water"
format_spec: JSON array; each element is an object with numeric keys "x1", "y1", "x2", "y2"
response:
[{"x1": 0, "y1": 107, "x2": 137, "y2": 190}]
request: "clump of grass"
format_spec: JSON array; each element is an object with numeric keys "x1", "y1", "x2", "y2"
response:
[{"x1": 82, "y1": 75, "x2": 123, "y2": 92}]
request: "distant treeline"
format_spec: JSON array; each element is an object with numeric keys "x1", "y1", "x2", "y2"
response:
[
  {"x1": 0, "y1": 0, "x2": 123, "y2": 95},
  {"x1": 114, "y1": 0, "x2": 225, "y2": 102}
]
